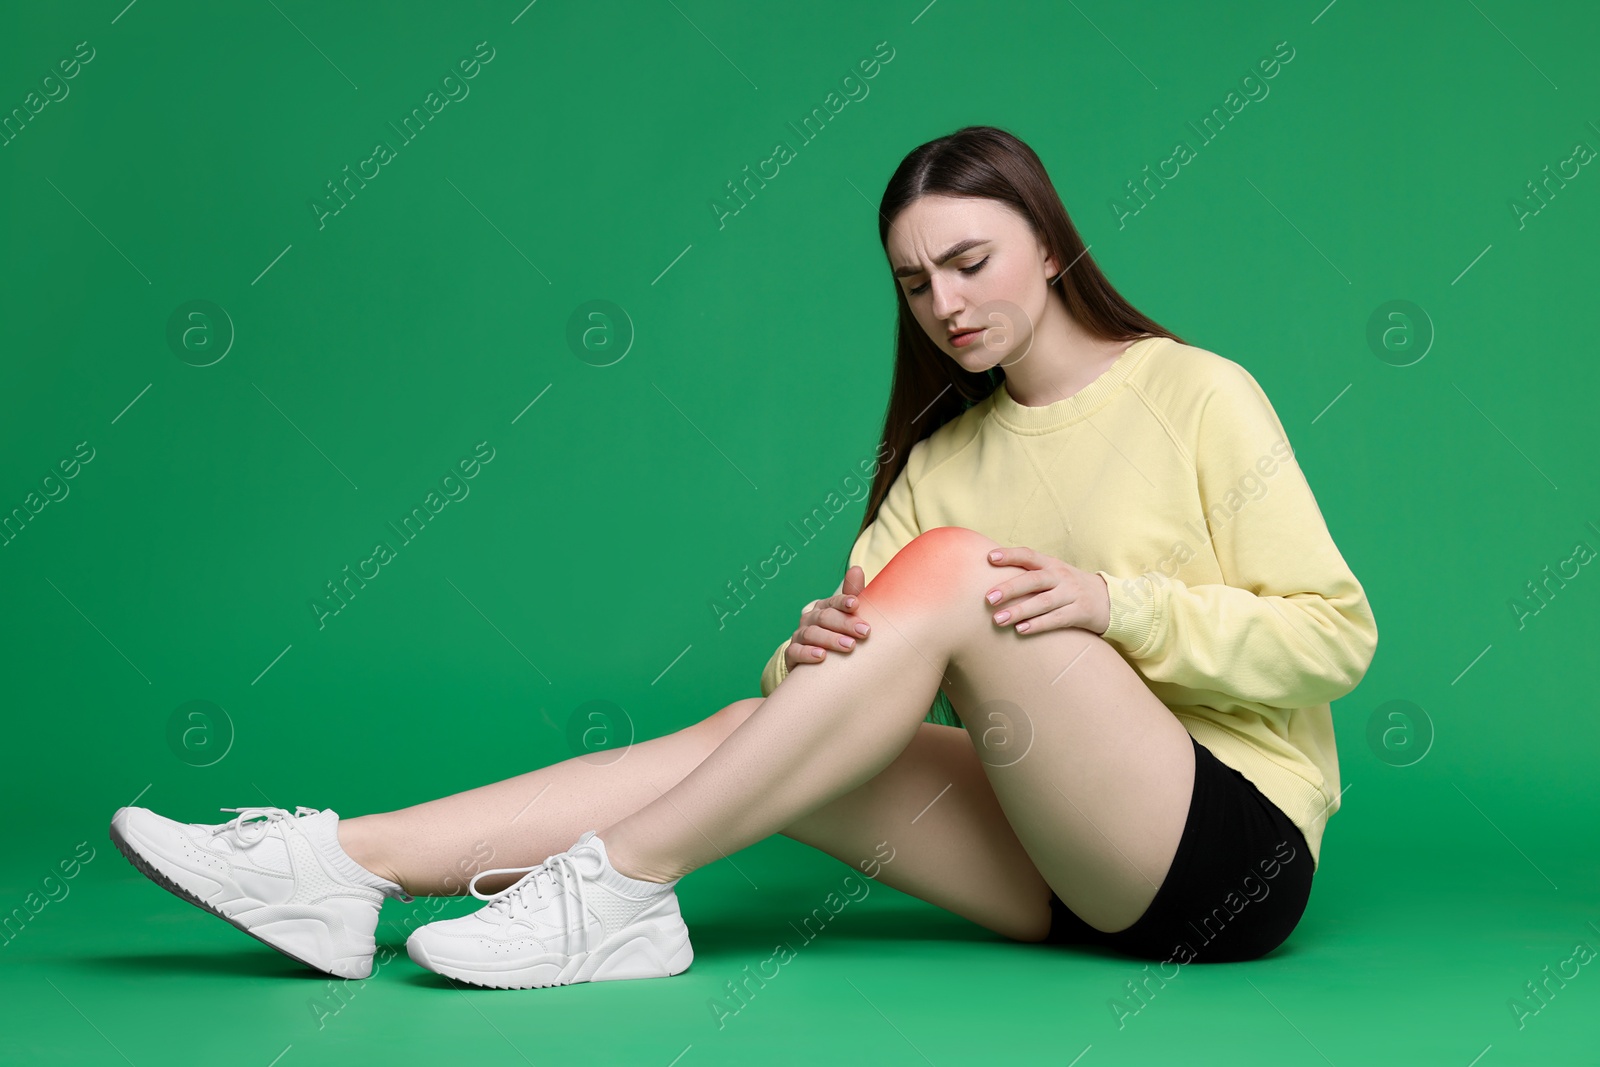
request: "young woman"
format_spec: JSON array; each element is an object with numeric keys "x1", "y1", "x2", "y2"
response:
[{"x1": 109, "y1": 125, "x2": 1378, "y2": 987}]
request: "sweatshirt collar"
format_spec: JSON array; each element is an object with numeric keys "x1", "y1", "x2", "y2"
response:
[{"x1": 987, "y1": 335, "x2": 1164, "y2": 434}]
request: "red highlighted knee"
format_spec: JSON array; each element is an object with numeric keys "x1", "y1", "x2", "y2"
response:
[{"x1": 865, "y1": 527, "x2": 1004, "y2": 609}]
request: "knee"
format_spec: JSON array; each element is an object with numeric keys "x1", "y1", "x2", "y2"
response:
[
  {"x1": 696, "y1": 697, "x2": 762, "y2": 746},
  {"x1": 870, "y1": 526, "x2": 1019, "y2": 607},
  {"x1": 888, "y1": 525, "x2": 995, "y2": 568}
]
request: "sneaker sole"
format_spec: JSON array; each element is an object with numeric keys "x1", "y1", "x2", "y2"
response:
[
  {"x1": 406, "y1": 926, "x2": 694, "y2": 990},
  {"x1": 108, "y1": 813, "x2": 374, "y2": 980}
]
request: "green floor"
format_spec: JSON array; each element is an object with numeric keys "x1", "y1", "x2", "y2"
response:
[{"x1": 4, "y1": 830, "x2": 1593, "y2": 1065}]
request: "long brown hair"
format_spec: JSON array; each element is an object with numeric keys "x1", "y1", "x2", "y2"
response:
[{"x1": 857, "y1": 125, "x2": 1187, "y2": 549}]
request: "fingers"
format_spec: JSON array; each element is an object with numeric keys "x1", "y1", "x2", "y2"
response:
[
  {"x1": 830, "y1": 593, "x2": 860, "y2": 613},
  {"x1": 991, "y1": 590, "x2": 1054, "y2": 627},
  {"x1": 806, "y1": 613, "x2": 866, "y2": 650},
  {"x1": 821, "y1": 605, "x2": 870, "y2": 637},
  {"x1": 787, "y1": 612, "x2": 871, "y2": 669},
  {"x1": 1010, "y1": 603, "x2": 1077, "y2": 634},
  {"x1": 785, "y1": 625, "x2": 847, "y2": 668},
  {"x1": 787, "y1": 641, "x2": 828, "y2": 667},
  {"x1": 984, "y1": 569, "x2": 1054, "y2": 606},
  {"x1": 796, "y1": 632, "x2": 847, "y2": 659},
  {"x1": 788, "y1": 575, "x2": 873, "y2": 672},
  {"x1": 842, "y1": 564, "x2": 866, "y2": 598},
  {"x1": 988, "y1": 545, "x2": 1040, "y2": 566}
]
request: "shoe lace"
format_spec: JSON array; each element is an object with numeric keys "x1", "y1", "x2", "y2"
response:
[
  {"x1": 468, "y1": 852, "x2": 592, "y2": 953},
  {"x1": 212, "y1": 805, "x2": 319, "y2": 846}
]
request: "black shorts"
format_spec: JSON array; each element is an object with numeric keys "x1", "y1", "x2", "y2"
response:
[{"x1": 1045, "y1": 732, "x2": 1315, "y2": 963}]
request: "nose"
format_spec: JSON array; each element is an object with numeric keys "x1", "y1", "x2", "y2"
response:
[{"x1": 928, "y1": 277, "x2": 963, "y2": 324}]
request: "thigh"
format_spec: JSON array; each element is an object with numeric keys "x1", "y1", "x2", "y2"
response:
[
  {"x1": 941, "y1": 613, "x2": 1196, "y2": 933},
  {"x1": 862, "y1": 527, "x2": 1196, "y2": 934},
  {"x1": 1046, "y1": 733, "x2": 1315, "y2": 963},
  {"x1": 709, "y1": 698, "x2": 1057, "y2": 943}
]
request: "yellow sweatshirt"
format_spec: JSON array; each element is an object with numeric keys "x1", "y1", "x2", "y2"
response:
[{"x1": 758, "y1": 335, "x2": 1378, "y2": 870}]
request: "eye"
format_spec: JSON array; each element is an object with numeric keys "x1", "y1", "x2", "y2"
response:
[{"x1": 907, "y1": 256, "x2": 989, "y2": 296}]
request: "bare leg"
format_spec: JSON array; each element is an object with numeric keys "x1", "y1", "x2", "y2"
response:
[
  {"x1": 338, "y1": 712, "x2": 731, "y2": 897},
  {"x1": 601, "y1": 526, "x2": 1195, "y2": 933},
  {"x1": 775, "y1": 710, "x2": 1060, "y2": 941},
  {"x1": 339, "y1": 697, "x2": 1061, "y2": 941}
]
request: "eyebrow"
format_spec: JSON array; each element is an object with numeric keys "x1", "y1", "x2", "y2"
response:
[{"x1": 892, "y1": 238, "x2": 990, "y2": 279}]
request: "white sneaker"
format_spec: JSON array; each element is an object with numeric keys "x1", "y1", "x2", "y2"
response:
[
  {"x1": 109, "y1": 804, "x2": 413, "y2": 979},
  {"x1": 405, "y1": 829, "x2": 694, "y2": 989}
]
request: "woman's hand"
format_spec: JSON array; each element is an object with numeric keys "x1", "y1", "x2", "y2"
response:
[
  {"x1": 785, "y1": 565, "x2": 871, "y2": 670},
  {"x1": 983, "y1": 546, "x2": 1111, "y2": 636}
]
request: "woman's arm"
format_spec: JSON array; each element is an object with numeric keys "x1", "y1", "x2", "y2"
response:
[{"x1": 1093, "y1": 362, "x2": 1379, "y2": 710}]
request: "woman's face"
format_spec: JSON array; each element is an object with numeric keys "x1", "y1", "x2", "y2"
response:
[{"x1": 886, "y1": 194, "x2": 1058, "y2": 374}]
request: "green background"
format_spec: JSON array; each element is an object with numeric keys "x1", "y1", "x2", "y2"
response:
[{"x1": 4, "y1": 0, "x2": 1597, "y2": 1063}]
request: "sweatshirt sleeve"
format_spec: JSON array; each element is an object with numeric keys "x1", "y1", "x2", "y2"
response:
[
  {"x1": 759, "y1": 440, "x2": 926, "y2": 697},
  {"x1": 1092, "y1": 363, "x2": 1378, "y2": 710}
]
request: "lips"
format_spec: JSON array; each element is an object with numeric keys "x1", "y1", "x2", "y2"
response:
[{"x1": 948, "y1": 327, "x2": 982, "y2": 340}]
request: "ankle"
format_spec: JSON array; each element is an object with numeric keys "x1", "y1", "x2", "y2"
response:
[
  {"x1": 337, "y1": 815, "x2": 405, "y2": 889},
  {"x1": 601, "y1": 830, "x2": 678, "y2": 885}
]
